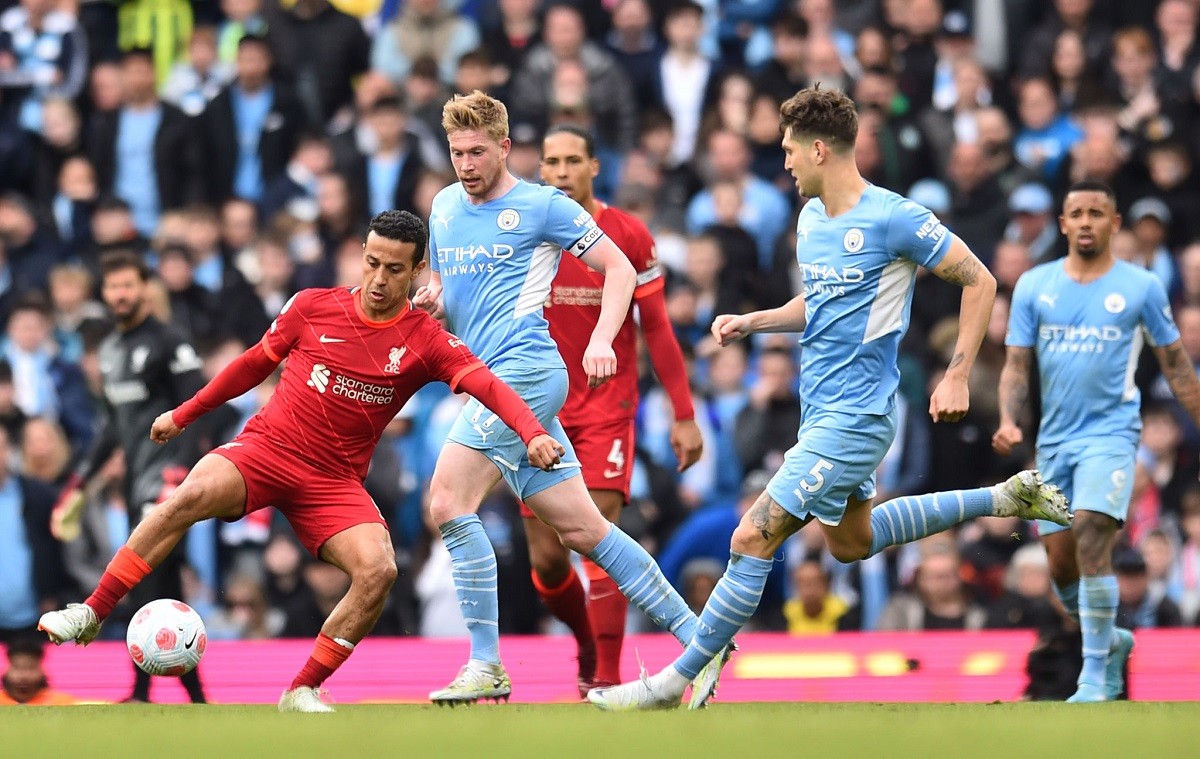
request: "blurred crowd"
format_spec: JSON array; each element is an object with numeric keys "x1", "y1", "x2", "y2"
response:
[{"x1": 2, "y1": 0, "x2": 1200, "y2": 658}]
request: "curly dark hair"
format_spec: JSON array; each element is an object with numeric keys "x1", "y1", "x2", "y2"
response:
[
  {"x1": 368, "y1": 210, "x2": 428, "y2": 263},
  {"x1": 779, "y1": 86, "x2": 859, "y2": 152}
]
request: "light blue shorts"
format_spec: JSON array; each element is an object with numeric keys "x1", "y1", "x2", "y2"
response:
[
  {"x1": 447, "y1": 367, "x2": 581, "y2": 500},
  {"x1": 767, "y1": 405, "x2": 897, "y2": 525},
  {"x1": 1035, "y1": 440, "x2": 1136, "y2": 536}
]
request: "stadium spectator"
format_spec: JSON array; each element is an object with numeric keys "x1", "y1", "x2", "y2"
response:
[
  {"x1": 0, "y1": 192, "x2": 65, "y2": 293},
  {"x1": 1021, "y1": 0, "x2": 1111, "y2": 80},
  {"x1": 87, "y1": 48, "x2": 201, "y2": 238},
  {"x1": 0, "y1": 424, "x2": 68, "y2": 644},
  {"x1": 784, "y1": 559, "x2": 858, "y2": 634},
  {"x1": 161, "y1": 25, "x2": 234, "y2": 117},
  {"x1": 370, "y1": 0, "x2": 479, "y2": 87},
  {"x1": 984, "y1": 543, "x2": 1058, "y2": 630},
  {"x1": 734, "y1": 347, "x2": 800, "y2": 475},
  {"x1": 0, "y1": 638, "x2": 76, "y2": 705},
  {"x1": 31, "y1": 98, "x2": 85, "y2": 210},
  {"x1": 878, "y1": 544, "x2": 988, "y2": 631},
  {"x1": 201, "y1": 34, "x2": 308, "y2": 207},
  {"x1": 264, "y1": 0, "x2": 369, "y2": 127},
  {"x1": 3, "y1": 297, "x2": 93, "y2": 451},
  {"x1": 510, "y1": 3, "x2": 638, "y2": 156},
  {"x1": 0, "y1": 0, "x2": 89, "y2": 134},
  {"x1": 1002, "y1": 183, "x2": 1057, "y2": 264},
  {"x1": 339, "y1": 94, "x2": 425, "y2": 224},
  {"x1": 1115, "y1": 547, "x2": 1184, "y2": 629}
]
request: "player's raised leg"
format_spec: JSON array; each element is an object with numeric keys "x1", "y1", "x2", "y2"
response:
[
  {"x1": 38, "y1": 454, "x2": 247, "y2": 645},
  {"x1": 427, "y1": 443, "x2": 509, "y2": 705},
  {"x1": 589, "y1": 426, "x2": 1068, "y2": 712},
  {"x1": 279, "y1": 523, "x2": 397, "y2": 714}
]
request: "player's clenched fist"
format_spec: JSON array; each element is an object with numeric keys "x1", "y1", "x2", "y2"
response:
[
  {"x1": 711, "y1": 314, "x2": 752, "y2": 346},
  {"x1": 992, "y1": 422, "x2": 1024, "y2": 456},
  {"x1": 527, "y1": 434, "x2": 567, "y2": 471},
  {"x1": 413, "y1": 282, "x2": 444, "y2": 319},
  {"x1": 583, "y1": 338, "x2": 617, "y2": 388},
  {"x1": 929, "y1": 374, "x2": 970, "y2": 423},
  {"x1": 150, "y1": 410, "x2": 184, "y2": 444}
]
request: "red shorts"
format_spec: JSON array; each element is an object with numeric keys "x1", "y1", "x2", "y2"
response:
[
  {"x1": 519, "y1": 417, "x2": 635, "y2": 518},
  {"x1": 212, "y1": 433, "x2": 387, "y2": 557}
]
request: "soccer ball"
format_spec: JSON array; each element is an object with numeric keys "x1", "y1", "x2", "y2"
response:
[{"x1": 126, "y1": 599, "x2": 207, "y2": 676}]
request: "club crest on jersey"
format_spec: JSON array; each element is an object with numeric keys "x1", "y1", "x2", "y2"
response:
[
  {"x1": 1105, "y1": 293, "x2": 1126, "y2": 314},
  {"x1": 843, "y1": 228, "x2": 865, "y2": 253},
  {"x1": 497, "y1": 209, "x2": 521, "y2": 230},
  {"x1": 130, "y1": 346, "x2": 150, "y2": 373},
  {"x1": 385, "y1": 346, "x2": 407, "y2": 374}
]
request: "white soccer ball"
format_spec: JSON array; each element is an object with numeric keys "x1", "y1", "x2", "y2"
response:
[{"x1": 126, "y1": 599, "x2": 207, "y2": 676}]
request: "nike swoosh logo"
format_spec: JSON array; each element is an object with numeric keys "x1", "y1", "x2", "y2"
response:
[
  {"x1": 184, "y1": 631, "x2": 198, "y2": 649},
  {"x1": 319, "y1": 335, "x2": 345, "y2": 343}
]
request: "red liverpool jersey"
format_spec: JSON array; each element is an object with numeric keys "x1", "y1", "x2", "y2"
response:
[
  {"x1": 545, "y1": 203, "x2": 663, "y2": 425},
  {"x1": 247, "y1": 287, "x2": 483, "y2": 479}
]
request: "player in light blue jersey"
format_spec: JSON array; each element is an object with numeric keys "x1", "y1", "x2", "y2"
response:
[
  {"x1": 413, "y1": 91, "x2": 703, "y2": 705},
  {"x1": 994, "y1": 180, "x2": 1200, "y2": 702},
  {"x1": 588, "y1": 87, "x2": 1072, "y2": 712}
]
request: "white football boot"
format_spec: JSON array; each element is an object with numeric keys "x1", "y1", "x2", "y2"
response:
[
  {"x1": 429, "y1": 660, "x2": 512, "y2": 706},
  {"x1": 994, "y1": 470, "x2": 1071, "y2": 526},
  {"x1": 38, "y1": 603, "x2": 102, "y2": 646},
  {"x1": 278, "y1": 686, "x2": 335, "y2": 713}
]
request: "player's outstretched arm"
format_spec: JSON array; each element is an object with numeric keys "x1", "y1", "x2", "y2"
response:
[
  {"x1": 454, "y1": 367, "x2": 562, "y2": 469},
  {"x1": 993, "y1": 346, "x2": 1033, "y2": 455},
  {"x1": 1154, "y1": 340, "x2": 1200, "y2": 426},
  {"x1": 157, "y1": 342, "x2": 281, "y2": 442},
  {"x1": 927, "y1": 237, "x2": 997, "y2": 423},
  {"x1": 580, "y1": 237, "x2": 636, "y2": 388},
  {"x1": 636, "y1": 286, "x2": 702, "y2": 470},
  {"x1": 711, "y1": 293, "x2": 808, "y2": 346}
]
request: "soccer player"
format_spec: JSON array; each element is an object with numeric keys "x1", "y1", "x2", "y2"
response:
[
  {"x1": 38, "y1": 211, "x2": 569, "y2": 713},
  {"x1": 531, "y1": 124, "x2": 703, "y2": 695},
  {"x1": 417, "y1": 91, "x2": 702, "y2": 705},
  {"x1": 993, "y1": 180, "x2": 1200, "y2": 702},
  {"x1": 51, "y1": 250, "x2": 209, "y2": 704},
  {"x1": 587, "y1": 87, "x2": 1071, "y2": 711}
]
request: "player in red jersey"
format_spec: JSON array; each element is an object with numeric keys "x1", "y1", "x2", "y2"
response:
[
  {"x1": 529, "y1": 125, "x2": 703, "y2": 695},
  {"x1": 37, "y1": 211, "x2": 567, "y2": 713}
]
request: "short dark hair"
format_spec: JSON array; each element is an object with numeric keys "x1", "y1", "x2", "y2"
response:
[
  {"x1": 665, "y1": 0, "x2": 705, "y2": 20},
  {"x1": 779, "y1": 86, "x2": 859, "y2": 152},
  {"x1": 1065, "y1": 179, "x2": 1116, "y2": 203},
  {"x1": 370, "y1": 94, "x2": 405, "y2": 114},
  {"x1": 10, "y1": 294, "x2": 53, "y2": 321},
  {"x1": 5, "y1": 637, "x2": 45, "y2": 662},
  {"x1": 368, "y1": 210, "x2": 428, "y2": 263},
  {"x1": 772, "y1": 12, "x2": 809, "y2": 38},
  {"x1": 100, "y1": 250, "x2": 152, "y2": 283},
  {"x1": 94, "y1": 195, "x2": 132, "y2": 215},
  {"x1": 237, "y1": 34, "x2": 272, "y2": 53},
  {"x1": 543, "y1": 124, "x2": 596, "y2": 158},
  {"x1": 121, "y1": 47, "x2": 154, "y2": 66}
]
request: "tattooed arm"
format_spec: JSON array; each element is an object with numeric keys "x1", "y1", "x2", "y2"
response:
[
  {"x1": 926, "y1": 237, "x2": 997, "y2": 422},
  {"x1": 1153, "y1": 340, "x2": 1200, "y2": 426},
  {"x1": 993, "y1": 346, "x2": 1033, "y2": 455}
]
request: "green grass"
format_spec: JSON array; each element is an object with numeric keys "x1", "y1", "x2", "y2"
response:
[{"x1": 2, "y1": 703, "x2": 1199, "y2": 758}]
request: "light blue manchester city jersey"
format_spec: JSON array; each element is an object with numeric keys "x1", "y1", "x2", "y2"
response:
[
  {"x1": 428, "y1": 180, "x2": 604, "y2": 375},
  {"x1": 1007, "y1": 259, "x2": 1180, "y2": 448},
  {"x1": 797, "y1": 184, "x2": 952, "y2": 415}
]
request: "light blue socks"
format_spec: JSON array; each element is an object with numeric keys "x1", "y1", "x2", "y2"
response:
[
  {"x1": 672, "y1": 552, "x2": 772, "y2": 679},
  {"x1": 440, "y1": 514, "x2": 500, "y2": 664},
  {"x1": 867, "y1": 487, "x2": 997, "y2": 557},
  {"x1": 1079, "y1": 575, "x2": 1118, "y2": 687}
]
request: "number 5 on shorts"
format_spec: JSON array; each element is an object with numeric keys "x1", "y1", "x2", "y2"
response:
[{"x1": 798, "y1": 459, "x2": 834, "y2": 494}]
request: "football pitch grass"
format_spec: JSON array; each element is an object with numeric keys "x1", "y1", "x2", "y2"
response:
[{"x1": 3, "y1": 702, "x2": 1199, "y2": 758}]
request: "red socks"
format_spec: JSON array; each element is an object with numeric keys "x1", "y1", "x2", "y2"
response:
[
  {"x1": 531, "y1": 567, "x2": 594, "y2": 650},
  {"x1": 85, "y1": 546, "x2": 152, "y2": 622},
  {"x1": 584, "y1": 558, "x2": 627, "y2": 684},
  {"x1": 291, "y1": 633, "x2": 355, "y2": 690}
]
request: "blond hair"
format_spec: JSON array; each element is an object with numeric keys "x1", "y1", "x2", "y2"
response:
[{"x1": 442, "y1": 90, "x2": 509, "y2": 143}]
